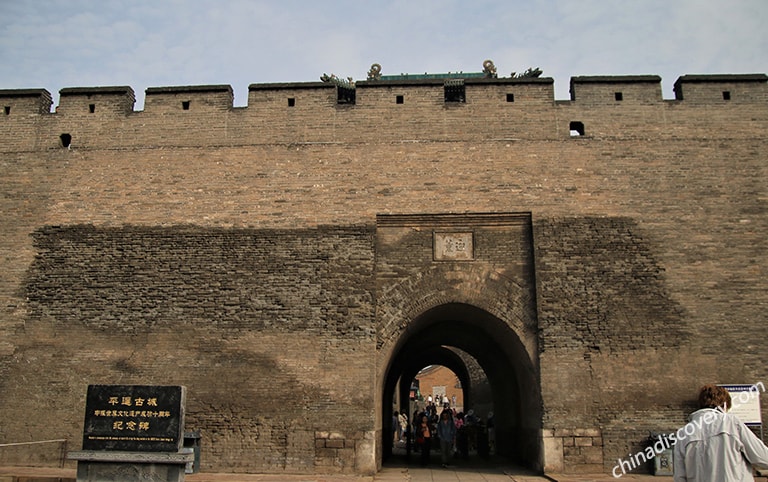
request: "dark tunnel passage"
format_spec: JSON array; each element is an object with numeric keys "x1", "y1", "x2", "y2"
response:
[{"x1": 382, "y1": 303, "x2": 542, "y2": 471}]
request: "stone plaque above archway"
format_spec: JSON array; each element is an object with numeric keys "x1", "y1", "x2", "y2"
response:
[{"x1": 434, "y1": 232, "x2": 474, "y2": 260}]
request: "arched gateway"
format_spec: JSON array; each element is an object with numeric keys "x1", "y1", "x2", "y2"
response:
[{"x1": 374, "y1": 213, "x2": 543, "y2": 471}]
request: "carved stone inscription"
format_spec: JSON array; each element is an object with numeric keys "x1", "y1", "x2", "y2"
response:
[
  {"x1": 433, "y1": 232, "x2": 474, "y2": 260},
  {"x1": 82, "y1": 384, "x2": 185, "y2": 452}
]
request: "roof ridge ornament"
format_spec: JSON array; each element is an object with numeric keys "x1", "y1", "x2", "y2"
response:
[
  {"x1": 320, "y1": 73, "x2": 355, "y2": 88},
  {"x1": 483, "y1": 60, "x2": 497, "y2": 78},
  {"x1": 367, "y1": 63, "x2": 382, "y2": 81},
  {"x1": 512, "y1": 67, "x2": 543, "y2": 79}
]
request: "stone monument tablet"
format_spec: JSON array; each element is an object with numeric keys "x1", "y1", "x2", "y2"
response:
[{"x1": 82, "y1": 385, "x2": 185, "y2": 452}]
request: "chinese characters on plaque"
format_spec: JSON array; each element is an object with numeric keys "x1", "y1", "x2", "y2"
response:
[
  {"x1": 82, "y1": 385, "x2": 185, "y2": 452},
  {"x1": 433, "y1": 232, "x2": 474, "y2": 261}
]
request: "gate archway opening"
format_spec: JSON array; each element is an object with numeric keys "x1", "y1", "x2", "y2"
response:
[{"x1": 382, "y1": 302, "x2": 542, "y2": 471}]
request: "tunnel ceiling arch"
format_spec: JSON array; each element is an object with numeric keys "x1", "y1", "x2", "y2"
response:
[{"x1": 392, "y1": 303, "x2": 534, "y2": 376}]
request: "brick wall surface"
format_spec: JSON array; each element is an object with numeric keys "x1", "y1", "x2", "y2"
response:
[
  {"x1": 0, "y1": 74, "x2": 766, "y2": 474},
  {"x1": 415, "y1": 366, "x2": 464, "y2": 409},
  {"x1": 2, "y1": 225, "x2": 377, "y2": 474}
]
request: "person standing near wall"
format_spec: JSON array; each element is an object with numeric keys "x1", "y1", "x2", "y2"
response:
[{"x1": 674, "y1": 385, "x2": 768, "y2": 481}]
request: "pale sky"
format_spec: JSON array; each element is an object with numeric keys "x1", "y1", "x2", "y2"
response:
[{"x1": 1, "y1": 0, "x2": 766, "y2": 109}]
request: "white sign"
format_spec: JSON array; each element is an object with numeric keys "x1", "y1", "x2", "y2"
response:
[
  {"x1": 432, "y1": 386, "x2": 446, "y2": 401},
  {"x1": 720, "y1": 384, "x2": 763, "y2": 426},
  {"x1": 433, "y1": 232, "x2": 474, "y2": 261}
]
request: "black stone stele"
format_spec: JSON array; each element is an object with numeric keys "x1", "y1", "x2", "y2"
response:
[{"x1": 82, "y1": 385, "x2": 185, "y2": 452}]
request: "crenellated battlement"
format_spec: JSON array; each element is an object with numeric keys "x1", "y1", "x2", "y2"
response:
[
  {"x1": 1, "y1": 73, "x2": 766, "y2": 152},
  {"x1": 4, "y1": 73, "x2": 766, "y2": 114},
  {"x1": 673, "y1": 74, "x2": 768, "y2": 102},
  {"x1": 145, "y1": 84, "x2": 234, "y2": 113},
  {"x1": 568, "y1": 76, "x2": 663, "y2": 103},
  {"x1": 0, "y1": 88, "x2": 53, "y2": 115}
]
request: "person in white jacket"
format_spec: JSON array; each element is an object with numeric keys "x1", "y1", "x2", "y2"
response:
[{"x1": 674, "y1": 385, "x2": 768, "y2": 482}]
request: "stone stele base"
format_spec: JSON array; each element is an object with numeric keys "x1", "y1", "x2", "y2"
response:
[{"x1": 68, "y1": 450, "x2": 194, "y2": 482}]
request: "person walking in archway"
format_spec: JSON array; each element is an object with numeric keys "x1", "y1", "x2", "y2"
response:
[
  {"x1": 398, "y1": 411, "x2": 407, "y2": 443},
  {"x1": 437, "y1": 409, "x2": 457, "y2": 467},
  {"x1": 416, "y1": 414, "x2": 432, "y2": 466},
  {"x1": 455, "y1": 411, "x2": 469, "y2": 459},
  {"x1": 392, "y1": 411, "x2": 399, "y2": 448},
  {"x1": 411, "y1": 409, "x2": 421, "y2": 452}
]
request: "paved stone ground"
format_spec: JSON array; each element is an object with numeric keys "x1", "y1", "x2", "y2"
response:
[
  {"x1": 4, "y1": 460, "x2": 768, "y2": 481},
  {"x1": 0, "y1": 465, "x2": 674, "y2": 482},
  {"x1": 8, "y1": 445, "x2": 761, "y2": 482},
  {"x1": 0, "y1": 464, "x2": 674, "y2": 482}
]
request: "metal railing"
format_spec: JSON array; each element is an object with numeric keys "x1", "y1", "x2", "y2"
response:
[{"x1": 0, "y1": 439, "x2": 68, "y2": 467}]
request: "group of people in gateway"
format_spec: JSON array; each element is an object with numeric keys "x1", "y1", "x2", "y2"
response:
[{"x1": 392, "y1": 399, "x2": 494, "y2": 468}]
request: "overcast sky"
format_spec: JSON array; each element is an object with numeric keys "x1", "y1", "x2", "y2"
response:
[{"x1": 1, "y1": 0, "x2": 766, "y2": 108}]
